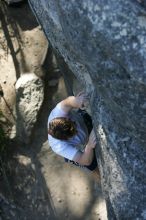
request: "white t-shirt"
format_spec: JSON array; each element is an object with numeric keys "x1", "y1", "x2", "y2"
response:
[{"x1": 48, "y1": 103, "x2": 88, "y2": 160}]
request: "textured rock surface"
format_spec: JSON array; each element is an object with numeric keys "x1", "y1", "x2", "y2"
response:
[
  {"x1": 15, "y1": 73, "x2": 44, "y2": 144},
  {"x1": 28, "y1": 0, "x2": 146, "y2": 219},
  {"x1": 4, "y1": 0, "x2": 24, "y2": 4}
]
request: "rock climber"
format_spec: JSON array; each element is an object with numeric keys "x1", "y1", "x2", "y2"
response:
[{"x1": 48, "y1": 91, "x2": 100, "y2": 179}]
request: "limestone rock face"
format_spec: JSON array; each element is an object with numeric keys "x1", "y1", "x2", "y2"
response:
[
  {"x1": 28, "y1": 0, "x2": 146, "y2": 219},
  {"x1": 15, "y1": 73, "x2": 44, "y2": 144}
]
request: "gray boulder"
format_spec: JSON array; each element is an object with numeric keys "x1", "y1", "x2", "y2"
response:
[
  {"x1": 15, "y1": 73, "x2": 44, "y2": 144},
  {"x1": 28, "y1": 0, "x2": 146, "y2": 219}
]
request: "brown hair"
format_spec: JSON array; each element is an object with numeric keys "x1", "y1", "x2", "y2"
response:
[{"x1": 48, "y1": 117, "x2": 77, "y2": 140}]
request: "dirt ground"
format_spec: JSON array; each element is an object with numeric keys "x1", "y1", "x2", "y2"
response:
[{"x1": 0, "y1": 1, "x2": 107, "y2": 220}]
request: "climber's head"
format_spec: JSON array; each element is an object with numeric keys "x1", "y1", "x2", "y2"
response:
[{"x1": 48, "y1": 117, "x2": 77, "y2": 140}]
